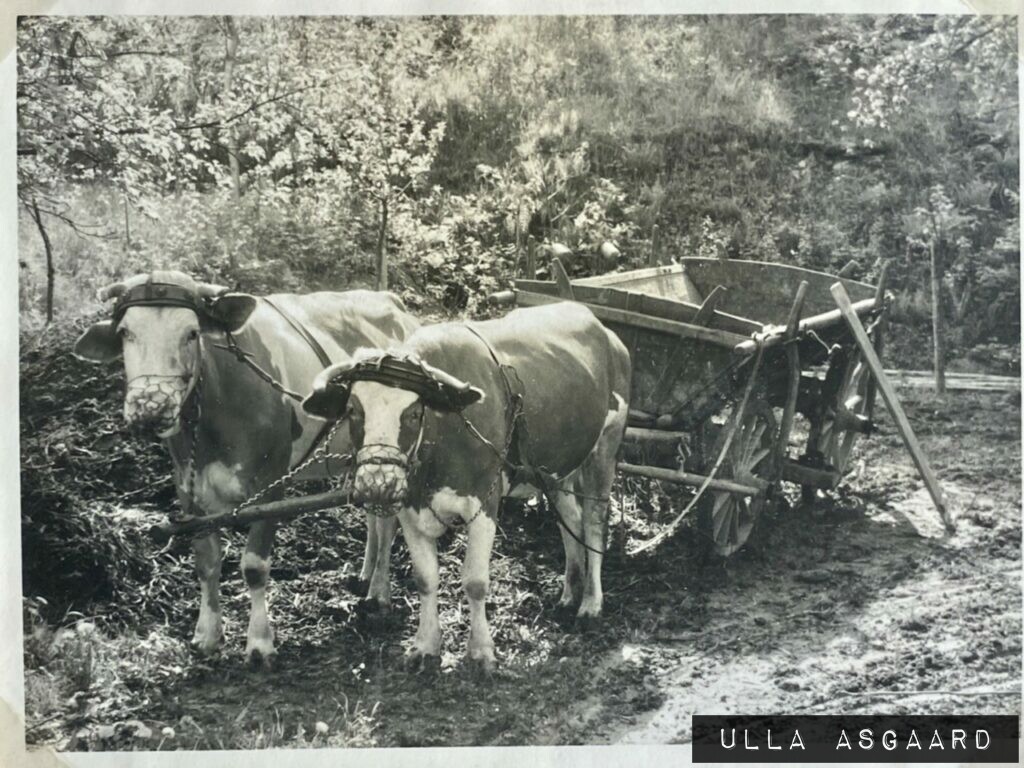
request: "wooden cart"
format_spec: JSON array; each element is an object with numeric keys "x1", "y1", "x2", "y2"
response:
[{"x1": 503, "y1": 257, "x2": 890, "y2": 555}]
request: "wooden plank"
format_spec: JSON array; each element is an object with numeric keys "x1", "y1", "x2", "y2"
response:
[
  {"x1": 733, "y1": 296, "x2": 881, "y2": 356},
  {"x1": 515, "y1": 290, "x2": 750, "y2": 347},
  {"x1": 551, "y1": 257, "x2": 575, "y2": 299},
  {"x1": 573, "y1": 263, "x2": 685, "y2": 288},
  {"x1": 624, "y1": 427, "x2": 688, "y2": 444},
  {"x1": 884, "y1": 370, "x2": 1020, "y2": 392},
  {"x1": 831, "y1": 282, "x2": 955, "y2": 532},
  {"x1": 525, "y1": 235, "x2": 537, "y2": 279},
  {"x1": 617, "y1": 462, "x2": 765, "y2": 497}
]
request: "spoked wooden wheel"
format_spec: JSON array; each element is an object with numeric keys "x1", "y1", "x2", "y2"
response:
[
  {"x1": 814, "y1": 352, "x2": 871, "y2": 476},
  {"x1": 709, "y1": 399, "x2": 778, "y2": 556}
]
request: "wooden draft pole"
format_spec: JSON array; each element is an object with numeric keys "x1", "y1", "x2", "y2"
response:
[
  {"x1": 831, "y1": 282, "x2": 955, "y2": 532},
  {"x1": 149, "y1": 488, "x2": 354, "y2": 545}
]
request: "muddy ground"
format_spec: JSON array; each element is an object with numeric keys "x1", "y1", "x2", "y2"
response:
[{"x1": 24, "y1": 388, "x2": 1022, "y2": 749}]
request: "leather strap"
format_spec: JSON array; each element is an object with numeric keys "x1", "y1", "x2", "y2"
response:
[
  {"x1": 261, "y1": 296, "x2": 332, "y2": 369},
  {"x1": 259, "y1": 296, "x2": 336, "y2": 473}
]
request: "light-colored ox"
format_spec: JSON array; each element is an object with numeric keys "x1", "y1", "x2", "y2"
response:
[
  {"x1": 303, "y1": 302, "x2": 631, "y2": 673},
  {"x1": 74, "y1": 271, "x2": 418, "y2": 665}
]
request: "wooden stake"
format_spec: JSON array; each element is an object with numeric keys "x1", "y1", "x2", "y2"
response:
[
  {"x1": 777, "y1": 281, "x2": 809, "y2": 469},
  {"x1": 830, "y1": 282, "x2": 954, "y2": 532},
  {"x1": 551, "y1": 257, "x2": 575, "y2": 300},
  {"x1": 525, "y1": 235, "x2": 537, "y2": 280},
  {"x1": 930, "y1": 240, "x2": 946, "y2": 394}
]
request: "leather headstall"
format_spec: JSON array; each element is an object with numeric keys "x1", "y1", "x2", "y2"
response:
[
  {"x1": 319, "y1": 353, "x2": 483, "y2": 415},
  {"x1": 111, "y1": 282, "x2": 211, "y2": 324}
]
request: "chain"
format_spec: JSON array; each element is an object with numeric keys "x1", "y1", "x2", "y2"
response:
[
  {"x1": 211, "y1": 331, "x2": 306, "y2": 402},
  {"x1": 229, "y1": 415, "x2": 352, "y2": 523}
]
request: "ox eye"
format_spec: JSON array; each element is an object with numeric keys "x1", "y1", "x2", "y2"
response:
[
  {"x1": 117, "y1": 327, "x2": 133, "y2": 342},
  {"x1": 186, "y1": 329, "x2": 199, "y2": 342}
]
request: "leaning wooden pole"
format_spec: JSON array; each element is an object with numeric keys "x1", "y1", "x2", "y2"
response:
[{"x1": 831, "y1": 282, "x2": 954, "y2": 532}]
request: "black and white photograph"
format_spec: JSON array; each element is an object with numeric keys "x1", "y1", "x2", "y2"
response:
[{"x1": 4, "y1": 3, "x2": 1022, "y2": 761}]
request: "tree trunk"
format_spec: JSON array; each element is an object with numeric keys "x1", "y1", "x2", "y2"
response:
[
  {"x1": 223, "y1": 17, "x2": 241, "y2": 273},
  {"x1": 930, "y1": 238, "x2": 946, "y2": 395},
  {"x1": 123, "y1": 187, "x2": 131, "y2": 248},
  {"x1": 29, "y1": 200, "x2": 55, "y2": 324},
  {"x1": 375, "y1": 197, "x2": 389, "y2": 291}
]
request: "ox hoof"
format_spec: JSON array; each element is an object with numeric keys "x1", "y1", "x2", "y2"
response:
[
  {"x1": 356, "y1": 596, "x2": 391, "y2": 615},
  {"x1": 574, "y1": 612, "x2": 602, "y2": 632},
  {"x1": 190, "y1": 635, "x2": 222, "y2": 657},
  {"x1": 246, "y1": 646, "x2": 277, "y2": 672},
  {"x1": 345, "y1": 576, "x2": 371, "y2": 598},
  {"x1": 467, "y1": 652, "x2": 496, "y2": 679},
  {"x1": 403, "y1": 651, "x2": 440, "y2": 675}
]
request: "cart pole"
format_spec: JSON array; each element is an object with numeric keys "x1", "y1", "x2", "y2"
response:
[{"x1": 830, "y1": 282, "x2": 955, "y2": 532}]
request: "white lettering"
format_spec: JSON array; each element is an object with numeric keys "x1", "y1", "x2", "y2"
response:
[
  {"x1": 977, "y1": 730, "x2": 990, "y2": 750},
  {"x1": 767, "y1": 730, "x2": 781, "y2": 750},
  {"x1": 859, "y1": 729, "x2": 874, "y2": 750},
  {"x1": 720, "y1": 729, "x2": 735, "y2": 750},
  {"x1": 951, "y1": 729, "x2": 966, "y2": 749},
  {"x1": 836, "y1": 730, "x2": 852, "y2": 750},
  {"x1": 907, "y1": 730, "x2": 922, "y2": 750},
  {"x1": 744, "y1": 730, "x2": 759, "y2": 750},
  {"x1": 882, "y1": 730, "x2": 896, "y2": 750},
  {"x1": 930, "y1": 730, "x2": 945, "y2": 750},
  {"x1": 791, "y1": 730, "x2": 805, "y2": 750}
]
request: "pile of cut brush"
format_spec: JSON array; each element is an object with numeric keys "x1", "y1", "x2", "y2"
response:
[{"x1": 20, "y1": 317, "x2": 178, "y2": 622}]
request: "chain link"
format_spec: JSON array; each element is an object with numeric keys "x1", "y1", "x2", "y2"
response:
[{"x1": 229, "y1": 415, "x2": 352, "y2": 524}]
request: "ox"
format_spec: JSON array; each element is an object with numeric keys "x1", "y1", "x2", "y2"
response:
[
  {"x1": 302, "y1": 302, "x2": 631, "y2": 673},
  {"x1": 74, "y1": 271, "x2": 419, "y2": 665}
]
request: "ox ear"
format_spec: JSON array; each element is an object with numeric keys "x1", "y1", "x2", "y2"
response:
[
  {"x1": 73, "y1": 321, "x2": 122, "y2": 363},
  {"x1": 301, "y1": 385, "x2": 351, "y2": 421},
  {"x1": 301, "y1": 361, "x2": 356, "y2": 421},
  {"x1": 206, "y1": 292, "x2": 257, "y2": 332}
]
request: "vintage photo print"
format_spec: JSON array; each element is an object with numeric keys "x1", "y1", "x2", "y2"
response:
[{"x1": 3, "y1": 1, "x2": 1021, "y2": 765}]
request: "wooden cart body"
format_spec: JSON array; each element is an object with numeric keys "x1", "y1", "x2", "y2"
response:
[{"x1": 509, "y1": 258, "x2": 887, "y2": 554}]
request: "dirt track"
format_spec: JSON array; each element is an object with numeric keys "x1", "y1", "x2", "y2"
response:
[{"x1": 30, "y1": 388, "x2": 1022, "y2": 749}]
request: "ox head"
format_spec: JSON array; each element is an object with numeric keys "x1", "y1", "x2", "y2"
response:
[
  {"x1": 73, "y1": 271, "x2": 257, "y2": 438},
  {"x1": 302, "y1": 351, "x2": 483, "y2": 505}
]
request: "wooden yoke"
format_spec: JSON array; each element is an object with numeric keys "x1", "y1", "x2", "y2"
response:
[{"x1": 831, "y1": 282, "x2": 955, "y2": 533}]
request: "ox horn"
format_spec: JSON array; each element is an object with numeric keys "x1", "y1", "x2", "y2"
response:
[
  {"x1": 420, "y1": 360, "x2": 478, "y2": 396},
  {"x1": 310, "y1": 360, "x2": 360, "y2": 394},
  {"x1": 196, "y1": 282, "x2": 230, "y2": 298},
  {"x1": 96, "y1": 282, "x2": 127, "y2": 302}
]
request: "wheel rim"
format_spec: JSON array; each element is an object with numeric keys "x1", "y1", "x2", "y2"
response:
[
  {"x1": 710, "y1": 401, "x2": 777, "y2": 556},
  {"x1": 816, "y1": 355, "x2": 871, "y2": 475}
]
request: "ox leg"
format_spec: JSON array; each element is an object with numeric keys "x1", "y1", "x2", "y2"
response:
[
  {"x1": 242, "y1": 520, "x2": 276, "y2": 668},
  {"x1": 463, "y1": 510, "x2": 498, "y2": 673},
  {"x1": 366, "y1": 514, "x2": 397, "y2": 609},
  {"x1": 553, "y1": 486, "x2": 585, "y2": 610},
  {"x1": 398, "y1": 509, "x2": 441, "y2": 664},
  {"x1": 191, "y1": 533, "x2": 223, "y2": 654},
  {"x1": 577, "y1": 394, "x2": 627, "y2": 619}
]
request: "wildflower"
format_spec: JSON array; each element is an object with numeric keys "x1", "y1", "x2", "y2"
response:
[
  {"x1": 76, "y1": 622, "x2": 96, "y2": 637},
  {"x1": 315, "y1": 721, "x2": 329, "y2": 735},
  {"x1": 161, "y1": 726, "x2": 175, "y2": 738}
]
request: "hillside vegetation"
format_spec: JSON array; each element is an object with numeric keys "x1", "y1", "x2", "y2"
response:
[{"x1": 17, "y1": 16, "x2": 1019, "y2": 368}]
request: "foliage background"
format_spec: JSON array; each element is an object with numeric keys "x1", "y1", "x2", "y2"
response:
[{"x1": 17, "y1": 15, "x2": 1019, "y2": 368}]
